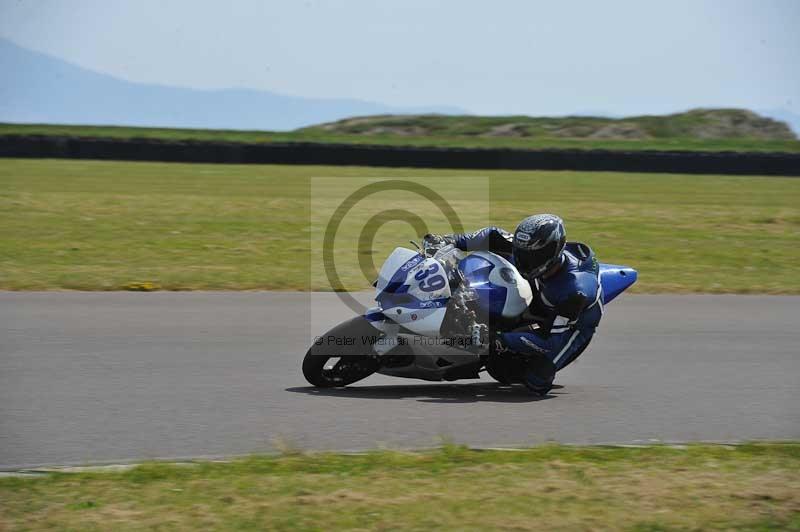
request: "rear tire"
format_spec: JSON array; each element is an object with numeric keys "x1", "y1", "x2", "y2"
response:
[
  {"x1": 302, "y1": 317, "x2": 381, "y2": 387},
  {"x1": 485, "y1": 356, "x2": 512, "y2": 385}
]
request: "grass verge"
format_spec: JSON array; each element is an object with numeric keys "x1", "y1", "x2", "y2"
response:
[
  {"x1": 1, "y1": 443, "x2": 798, "y2": 531},
  {"x1": 1, "y1": 158, "x2": 799, "y2": 292}
]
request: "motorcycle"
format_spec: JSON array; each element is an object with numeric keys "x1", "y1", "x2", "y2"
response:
[{"x1": 303, "y1": 241, "x2": 637, "y2": 388}]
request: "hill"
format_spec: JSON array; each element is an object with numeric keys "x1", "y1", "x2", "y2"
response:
[
  {"x1": 301, "y1": 109, "x2": 797, "y2": 142},
  {"x1": 5, "y1": 107, "x2": 798, "y2": 153},
  {"x1": 0, "y1": 38, "x2": 462, "y2": 131}
]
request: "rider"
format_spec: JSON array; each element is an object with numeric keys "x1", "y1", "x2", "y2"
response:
[{"x1": 426, "y1": 214, "x2": 602, "y2": 395}]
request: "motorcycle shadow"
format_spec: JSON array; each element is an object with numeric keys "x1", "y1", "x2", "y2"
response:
[{"x1": 286, "y1": 382, "x2": 563, "y2": 403}]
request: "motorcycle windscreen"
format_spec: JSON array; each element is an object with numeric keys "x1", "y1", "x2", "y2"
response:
[
  {"x1": 375, "y1": 247, "x2": 424, "y2": 295},
  {"x1": 599, "y1": 263, "x2": 638, "y2": 304}
]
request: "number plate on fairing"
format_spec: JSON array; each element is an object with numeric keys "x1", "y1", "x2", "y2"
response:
[
  {"x1": 406, "y1": 257, "x2": 451, "y2": 301},
  {"x1": 374, "y1": 248, "x2": 452, "y2": 337}
]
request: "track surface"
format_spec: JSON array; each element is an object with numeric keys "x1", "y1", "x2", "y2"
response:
[{"x1": 1, "y1": 292, "x2": 798, "y2": 469}]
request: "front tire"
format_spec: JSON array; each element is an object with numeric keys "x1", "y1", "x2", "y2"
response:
[{"x1": 302, "y1": 316, "x2": 381, "y2": 387}]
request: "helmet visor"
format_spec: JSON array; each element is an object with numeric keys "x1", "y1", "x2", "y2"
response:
[{"x1": 513, "y1": 241, "x2": 559, "y2": 277}]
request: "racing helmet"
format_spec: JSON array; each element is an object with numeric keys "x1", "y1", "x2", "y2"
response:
[{"x1": 511, "y1": 214, "x2": 566, "y2": 279}]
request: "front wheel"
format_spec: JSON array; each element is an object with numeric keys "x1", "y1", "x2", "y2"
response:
[{"x1": 302, "y1": 316, "x2": 381, "y2": 387}]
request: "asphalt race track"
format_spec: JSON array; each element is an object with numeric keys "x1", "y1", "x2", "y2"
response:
[{"x1": 1, "y1": 292, "x2": 798, "y2": 469}]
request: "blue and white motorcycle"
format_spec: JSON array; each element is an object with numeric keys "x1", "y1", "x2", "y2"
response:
[{"x1": 303, "y1": 242, "x2": 636, "y2": 387}]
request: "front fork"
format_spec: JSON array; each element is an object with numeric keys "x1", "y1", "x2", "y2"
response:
[{"x1": 364, "y1": 308, "x2": 402, "y2": 358}]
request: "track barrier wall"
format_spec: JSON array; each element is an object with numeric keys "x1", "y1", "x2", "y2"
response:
[{"x1": 1, "y1": 135, "x2": 799, "y2": 175}]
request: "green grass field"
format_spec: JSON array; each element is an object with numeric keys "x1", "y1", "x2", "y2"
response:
[
  {"x1": 1, "y1": 158, "x2": 799, "y2": 293},
  {"x1": 3, "y1": 120, "x2": 800, "y2": 153},
  {"x1": 1, "y1": 444, "x2": 798, "y2": 531}
]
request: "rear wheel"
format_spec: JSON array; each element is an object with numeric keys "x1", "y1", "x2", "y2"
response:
[
  {"x1": 302, "y1": 317, "x2": 381, "y2": 387},
  {"x1": 484, "y1": 356, "x2": 512, "y2": 385}
]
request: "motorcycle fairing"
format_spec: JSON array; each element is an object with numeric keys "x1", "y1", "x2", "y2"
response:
[{"x1": 372, "y1": 247, "x2": 452, "y2": 337}]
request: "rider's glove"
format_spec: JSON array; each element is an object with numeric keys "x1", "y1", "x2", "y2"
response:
[{"x1": 423, "y1": 233, "x2": 452, "y2": 248}]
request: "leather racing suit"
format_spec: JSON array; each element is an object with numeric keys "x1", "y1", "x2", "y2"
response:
[{"x1": 446, "y1": 226, "x2": 603, "y2": 392}]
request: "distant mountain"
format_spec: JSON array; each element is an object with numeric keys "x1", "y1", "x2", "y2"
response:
[{"x1": 0, "y1": 38, "x2": 464, "y2": 131}]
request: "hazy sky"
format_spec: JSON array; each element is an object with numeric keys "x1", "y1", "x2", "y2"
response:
[{"x1": 2, "y1": 0, "x2": 798, "y2": 116}]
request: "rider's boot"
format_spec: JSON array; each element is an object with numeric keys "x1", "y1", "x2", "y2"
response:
[{"x1": 522, "y1": 353, "x2": 556, "y2": 396}]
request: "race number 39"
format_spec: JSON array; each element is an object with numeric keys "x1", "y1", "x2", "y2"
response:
[{"x1": 414, "y1": 263, "x2": 446, "y2": 292}]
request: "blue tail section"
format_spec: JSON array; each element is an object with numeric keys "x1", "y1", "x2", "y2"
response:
[{"x1": 599, "y1": 263, "x2": 637, "y2": 304}]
